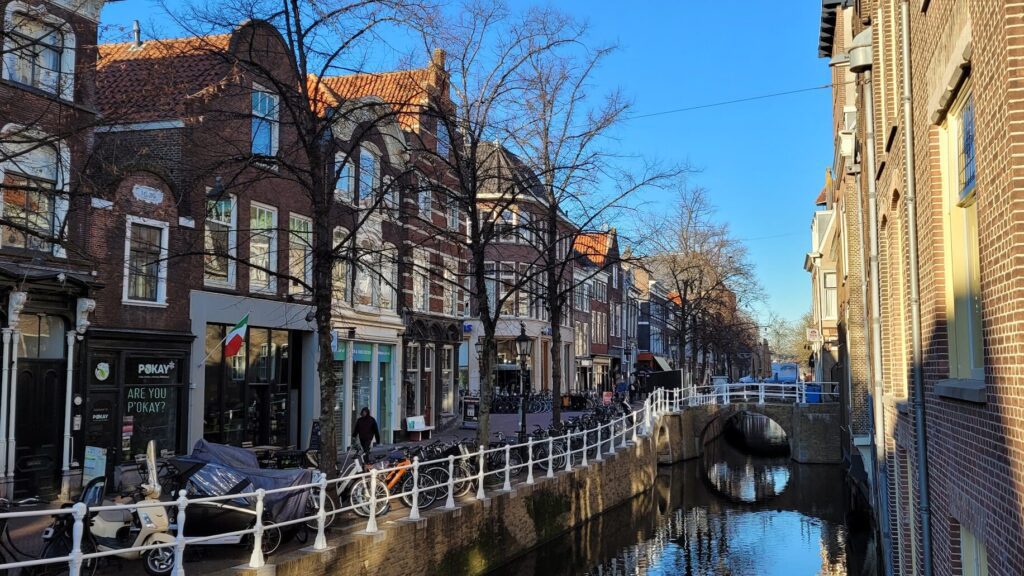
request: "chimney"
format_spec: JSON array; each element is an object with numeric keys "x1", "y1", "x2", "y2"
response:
[
  {"x1": 430, "y1": 48, "x2": 446, "y2": 70},
  {"x1": 132, "y1": 20, "x2": 142, "y2": 48}
]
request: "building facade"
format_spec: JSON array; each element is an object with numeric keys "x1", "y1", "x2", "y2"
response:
[{"x1": 816, "y1": 1, "x2": 1024, "y2": 574}]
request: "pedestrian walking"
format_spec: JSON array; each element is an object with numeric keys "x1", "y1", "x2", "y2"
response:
[{"x1": 352, "y1": 407, "x2": 380, "y2": 460}]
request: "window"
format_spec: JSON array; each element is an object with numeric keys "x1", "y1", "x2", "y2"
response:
[
  {"x1": 574, "y1": 322, "x2": 589, "y2": 357},
  {"x1": 358, "y1": 146, "x2": 379, "y2": 205},
  {"x1": 251, "y1": 85, "x2": 279, "y2": 157},
  {"x1": 2, "y1": 170, "x2": 53, "y2": 252},
  {"x1": 123, "y1": 216, "x2": 168, "y2": 305},
  {"x1": 823, "y1": 272, "x2": 837, "y2": 320},
  {"x1": 484, "y1": 262, "x2": 497, "y2": 316},
  {"x1": 447, "y1": 200, "x2": 460, "y2": 231},
  {"x1": 288, "y1": 214, "x2": 312, "y2": 295},
  {"x1": 960, "y1": 525, "x2": 988, "y2": 576},
  {"x1": 332, "y1": 227, "x2": 350, "y2": 304},
  {"x1": 499, "y1": 262, "x2": 516, "y2": 317},
  {"x1": 612, "y1": 266, "x2": 619, "y2": 289},
  {"x1": 595, "y1": 281, "x2": 607, "y2": 301},
  {"x1": 418, "y1": 185, "x2": 432, "y2": 219},
  {"x1": 517, "y1": 210, "x2": 531, "y2": 244},
  {"x1": 436, "y1": 122, "x2": 450, "y2": 158},
  {"x1": 381, "y1": 175, "x2": 398, "y2": 211},
  {"x1": 611, "y1": 303, "x2": 621, "y2": 337},
  {"x1": 413, "y1": 251, "x2": 429, "y2": 312},
  {"x1": 249, "y1": 204, "x2": 277, "y2": 292},
  {"x1": 353, "y1": 241, "x2": 396, "y2": 309},
  {"x1": 204, "y1": 195, "x2": 236, "y2": 286},
  {"x1": 496, "y1": 209, "x2": 515, "y2": 242},
  {"x1": 943, "y1": 88, "x2": 983, "y2": 381},
  {"x1": 3, "y1": 13, "x2": 67, "y2": 96},
  {"x1": 443, "y1": 259, "x2": 457, "y2": 316},
  {"x1": 334, "y1": 153, "x2": 354, "y2": 203}
]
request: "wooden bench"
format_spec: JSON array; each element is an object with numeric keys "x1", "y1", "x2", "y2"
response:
[{"x1": 406, "y1": 415, "x2": 435, "y2": 441}]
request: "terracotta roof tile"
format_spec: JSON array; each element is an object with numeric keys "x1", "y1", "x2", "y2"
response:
[
  {"x1": 574, "y1": 232, "x2": 612, "y2": 266},
  {"x1": 815, "y1": 186, "x2": 827, "y2": 205},
  {"x1": 318, "y1": 69, "x2": 434, "y2": 130},
  {"x1": 97, "y1": 35, "x2": 232, "y2": 122}
]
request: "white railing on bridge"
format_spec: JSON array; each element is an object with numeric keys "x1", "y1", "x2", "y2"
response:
[{"x1": 0, "y1": 384, "x2": 835, "y2": 575}]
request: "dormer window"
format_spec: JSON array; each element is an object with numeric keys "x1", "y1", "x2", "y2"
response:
[{"x1": 3, "y1": 12, "x2": 72, "y2": 98}]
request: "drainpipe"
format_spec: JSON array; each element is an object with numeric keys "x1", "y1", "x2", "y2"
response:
[{"x1": 899, "y1": 2, "x2": 933, "y2": 574}]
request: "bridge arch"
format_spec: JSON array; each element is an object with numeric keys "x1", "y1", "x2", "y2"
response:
[{"x1": 697, "y1": 403, "x2": 795, "y2": 454}]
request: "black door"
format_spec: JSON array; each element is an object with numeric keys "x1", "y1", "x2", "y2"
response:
[{"x1": 15, "y1": 360, "x2": 65, "y2": 498}]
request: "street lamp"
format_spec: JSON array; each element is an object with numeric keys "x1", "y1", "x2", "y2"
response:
[
  {"x1": 624, "y1": 345, "x2": 633, "y2": 401},
  {"x1": 515, "y1": 322, "x2": 533, "y2": 440}
]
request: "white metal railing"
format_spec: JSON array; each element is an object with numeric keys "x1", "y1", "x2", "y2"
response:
[
  {"x1": 0, "y1": 388, "x2": 693, "y2": 575},
  {"x1": 0, "y1": 382, "x2": 838, "y2": 575}
]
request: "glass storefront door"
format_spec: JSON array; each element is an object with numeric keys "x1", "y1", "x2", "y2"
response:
[
  {"x1": 378, "y1": 345, "x2": 392, "y2": 441},
  {"x1": 351, "y1": 343, "x2": 372, "y2": 429}
]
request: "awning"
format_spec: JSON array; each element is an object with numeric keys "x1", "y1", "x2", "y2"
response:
[{"x1": 653, "y1": 356, "x2": 672, "y2": 372}]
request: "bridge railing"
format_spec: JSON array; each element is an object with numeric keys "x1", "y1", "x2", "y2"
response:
[{"x1": 652, "y1": 382, "x2": 840, "y2": 411}]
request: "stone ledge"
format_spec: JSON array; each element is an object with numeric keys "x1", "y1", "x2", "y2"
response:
[{"x1": 935, "y1": 378, "x2": 986, "y2": 404}]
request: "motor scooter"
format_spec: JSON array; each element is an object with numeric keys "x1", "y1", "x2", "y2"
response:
[{"x1": 69, "y1": 441, "x2": 176, "y2": 576}]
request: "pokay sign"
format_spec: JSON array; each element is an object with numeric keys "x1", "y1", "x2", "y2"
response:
[{"x1": 127, "y1": 358, "x2": 179, "y2": 384}]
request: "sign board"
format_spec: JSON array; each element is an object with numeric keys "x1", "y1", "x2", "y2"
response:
[
  {"x1": 461, "y1": 396, "x2": 480, "y2": 429},
  {"x1": 83, "y1": 446, "x2": 107, "y2": 483},
  {"x1": 602, "y1": 391, "x2": 613, "y2": 405},
  {"x1": 806, "y1": 327, "x2": 821, "y2": 342}
]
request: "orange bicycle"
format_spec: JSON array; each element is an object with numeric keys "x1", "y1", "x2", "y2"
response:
[{"x1": 368, "y1": 447, "x2": 439, "y2": 509}]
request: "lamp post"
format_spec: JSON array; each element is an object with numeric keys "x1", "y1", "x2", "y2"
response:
[
  {"x1": 624, "y1": 345, "x2": 633, "y2": 402},
  {"x1": 515, "y1": 322, "x2": 533, "y2": 441}
]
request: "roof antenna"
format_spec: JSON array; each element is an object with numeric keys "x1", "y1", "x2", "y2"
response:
[{"x1": 132, "y1": 20, "x2": 142, "y2": 48}]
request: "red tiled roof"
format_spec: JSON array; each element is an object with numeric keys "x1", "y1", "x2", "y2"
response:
[
  {"x1": 97, "y1": 35, "x2": 233, "y2": 122},
  {"x1": 574, "y1": 232, "x2": 612, "y2": 266},
  {"x1": 815, "y1": 186, "x2": 827, "y2": 205},
  {"x1": 318, "y1": 69, "x2": 434, "y2": 130}
]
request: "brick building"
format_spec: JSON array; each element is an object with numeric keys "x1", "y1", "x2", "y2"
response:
[
  {"x1": 0, "y1": 0, "x2": 105, "y2": 498},
  {"x1": 816, "y1": 1, "x2": 1024, "y2": 574},
  {"x1": 573, "y1": 230, "x2": 624, "y2": 393}
]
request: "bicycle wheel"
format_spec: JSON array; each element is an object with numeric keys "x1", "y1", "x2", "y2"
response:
[
  {"x1": 453, "y1": 461, "x2": 475, "y2": 497},
  {"x1": 400, "y1": 473, "x2": 438, "y2": 509},
  {"x1": 37, "y1": 534, "x2": 97, "y2": 576},
  {"x1": 349, "y1": 478, "x2": 390, "y2": 518},
  {"x1": 304, "y1": 488, "x2": 337, "y2": 530},
  {"x1": 426, "y1": 467, "x2": 451, "y2": 505}
]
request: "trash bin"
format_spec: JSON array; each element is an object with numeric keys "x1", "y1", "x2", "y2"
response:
[{"x1": 805, "y1": 384, "x2": 821, "y2": 403}]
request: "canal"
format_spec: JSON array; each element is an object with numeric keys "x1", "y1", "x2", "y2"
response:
[{"x1": 491, "y1": 412, "x2": 879, "y2": 575}]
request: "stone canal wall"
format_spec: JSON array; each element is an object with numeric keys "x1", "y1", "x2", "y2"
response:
[{"x1": 228, "y1": 422, "x2": 667, "y2": 576}]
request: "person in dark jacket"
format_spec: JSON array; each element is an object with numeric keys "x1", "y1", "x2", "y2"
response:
[{"x1": 352, "y1": 407, "x2": 380, "y2": 459}]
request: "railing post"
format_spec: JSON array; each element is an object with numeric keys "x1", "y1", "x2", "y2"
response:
[
  {"x1": 581, "y1": 429, "x2": 589, "y2": 467},
  {"x1": 607, "y1": 420, "x2": 616, "y2": 455},
  {"x1": 70, "y1": 502, "x2": 86, "y2": 576},
  {"x1": 173, "y1": 490, "x2": 188, "y2": 575},
  {"x1": 526, "y1": 438, "x2": 535, "y2": 485},
  {"x1": 632, "y1": 410, "x2": 639, "y2": 444},
  {"x1": 476, "y1": 445, "x2": 486, "y2": 500},
  {"x1": 249, "y1": 488, "x2": 266, "y2": 568},
  {"x1": 409, "y1": 456, "x2": 421, "y2": 520},
  {"x1": 366, "y1": 470, "x2": 379, "y2": 533},
  {"x1": 502, "y1": 444, "x2": 512, "y2": 492},
  {"x1": 546, "y1": 436, "x2": 554, "y2": 478},
  {"x1": 314, "y1": 473, "x2": 328, "y2": 550},
  {"x1": 759, "y1": 382, "x2": 765, "y2": 405},
  {"x1": 800, "y1": 383, "x2": 807, "y2": 404},
  {"x1": 620, "y1": 415, "x2": 628, "y2": 449},
  {"x1": 564, "y1": 432, "x2": 573, "y2": 473},
  {"x1": 445, "y1": 455, "x2": 456, "y2": 509},
  {"x1": 595, "y1": 425, "x2": 604, "y2": 462}
]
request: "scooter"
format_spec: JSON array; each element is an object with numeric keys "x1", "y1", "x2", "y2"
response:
[{"x1": 74, "y1": 441, "x2": 177, "y2": 576}]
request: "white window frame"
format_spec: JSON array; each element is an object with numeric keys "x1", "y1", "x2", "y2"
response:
[
  {"x1": 251, "y1": 83, "x2": 279, "y2": 157},
  {"x1": 288, "y1": 213, "x2": 312, "y2": 296},
  {"x1": 2, "y1": 5, "x2": 76, "y2": 100},
  {"x1": 204, "y1": 193, "x2": 237, "y2": 288},
  {"x1": 823, "y1": 272, "x2": 838, "y2": 320},
  {"x1": 249, "y1": 202, "x2": 278, "y2": 293},
  {"x1": 122, "y1": 215, "x2": 169, "y2": 307}
]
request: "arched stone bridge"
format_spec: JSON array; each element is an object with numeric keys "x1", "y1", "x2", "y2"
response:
[{"x1": 652, "y1": 398, "x2": 843, "y2": 465}]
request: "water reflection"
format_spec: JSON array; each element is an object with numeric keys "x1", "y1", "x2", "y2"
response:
[
  {"x1": 705, "y1": 413, "x2": 791, "y2": 503},
  {"x1": 491, "y1": 420, "x2": 877, "y2": 576}
]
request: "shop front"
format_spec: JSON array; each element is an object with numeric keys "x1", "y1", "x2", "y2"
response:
[
  {"x1": 82, "y1": 329, "x2": 191, "y2": 486},
  {"x1": 401, "y1": 316, "x2": 461, "y2": 438},
  {"x1": 332, "y1": 339, "x2": 398, "y2": 449},
  {"x1": 575, "y1": 358, "x2": 593, "y2": 393}
]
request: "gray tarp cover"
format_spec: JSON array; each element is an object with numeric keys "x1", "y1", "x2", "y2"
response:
[{"x1": 191, "y1": 439, "x2": 312, "y2": 522}]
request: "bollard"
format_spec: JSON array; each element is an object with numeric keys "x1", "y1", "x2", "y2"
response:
[
  {"x1": 502, "y1": 444, "x2": 512, "y2": 492},
  {"x1": 314, "y1": 473, "x2": 328, "y2": 550},
  {"x1": 409, "y1": 456, "x2": 421, "y2": 520},
  {"x1": 581, "y1": 429, "x2": 589, "y2": 467},
  {"x1": 476, "y1": 445, "x2": 486, "y2": 500},
  {"x1": 445, "y1": 455, "x2": 456, "y2": 509},
  {"x1": 526, "y1": 438, "x2": 535, "y2": 485},
  {"x1": 595, "y1": 425, "x2": 604, "y2": 462},
  {"x1": 70, "y1": 502, "x2": 86, "y2": 576},
  {"x1": 546, "y1": 436, "x2": 554, "y2": 478},
  {"x1": 249, "y1": 488, "x2": 266, "y2": 568},
  {"x1": 173, "y1": 490, "x2": 188, "y2": 575}
]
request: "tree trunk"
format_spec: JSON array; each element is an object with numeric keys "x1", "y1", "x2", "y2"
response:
[
  {"x1": 312, "y1": 189, "x2": 339, "y2": 477},
  {"x1": 546, "y1": 213, "x2": 563, "y2": 427}
]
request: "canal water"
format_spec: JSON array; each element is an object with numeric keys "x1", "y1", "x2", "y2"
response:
[{"x1": 491, "y1": 413, "x2": 878, "y2": 576}]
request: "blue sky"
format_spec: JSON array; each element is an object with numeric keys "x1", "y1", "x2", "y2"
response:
[{"x1": 99, "y1": 1, "x2": 832, "y2": 324}]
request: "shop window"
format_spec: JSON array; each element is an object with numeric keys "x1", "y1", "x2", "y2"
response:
[
  {"x1": 249, "y1": 203, "x2": 277, "y2": 293},
  {"x1": 122, "y1": 355, "x2": 184, "y2": 459},
  {"x1": 943, "y1": 87, "x2": 983, "y2": 381},
  {"x1": 288, "y1": 214, "x2": 312, "y2": 296},
  {"x1": 18, "y1": 314, "x2": 64, "y2": 359},
  {"x1": 251, "y1": 84, "x2": 279, "y2": 157},
  {"x1": 123, "y1": 216, "x2": 168, "y2": 305},
  {"x1": 204, "y1": 195, "x2": 236, "y2": 287},
  {"x1": 3, "y1": 12, "x2": 72, "y2": 97},
  {"x1": 441, "y1": 346, "x2": 454, "y2": 414},
  {"x1": 334, "y1": 153, "x2": 354, "y2": 203}
]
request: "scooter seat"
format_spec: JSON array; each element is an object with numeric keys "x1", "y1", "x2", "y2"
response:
[{"x1": 96, "y1": 509, "x2": 131, "y2": 524}]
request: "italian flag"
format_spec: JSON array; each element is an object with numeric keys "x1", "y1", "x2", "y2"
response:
[{"x1": 223, "y1": 314, "x2": 249, "y2": 357}]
